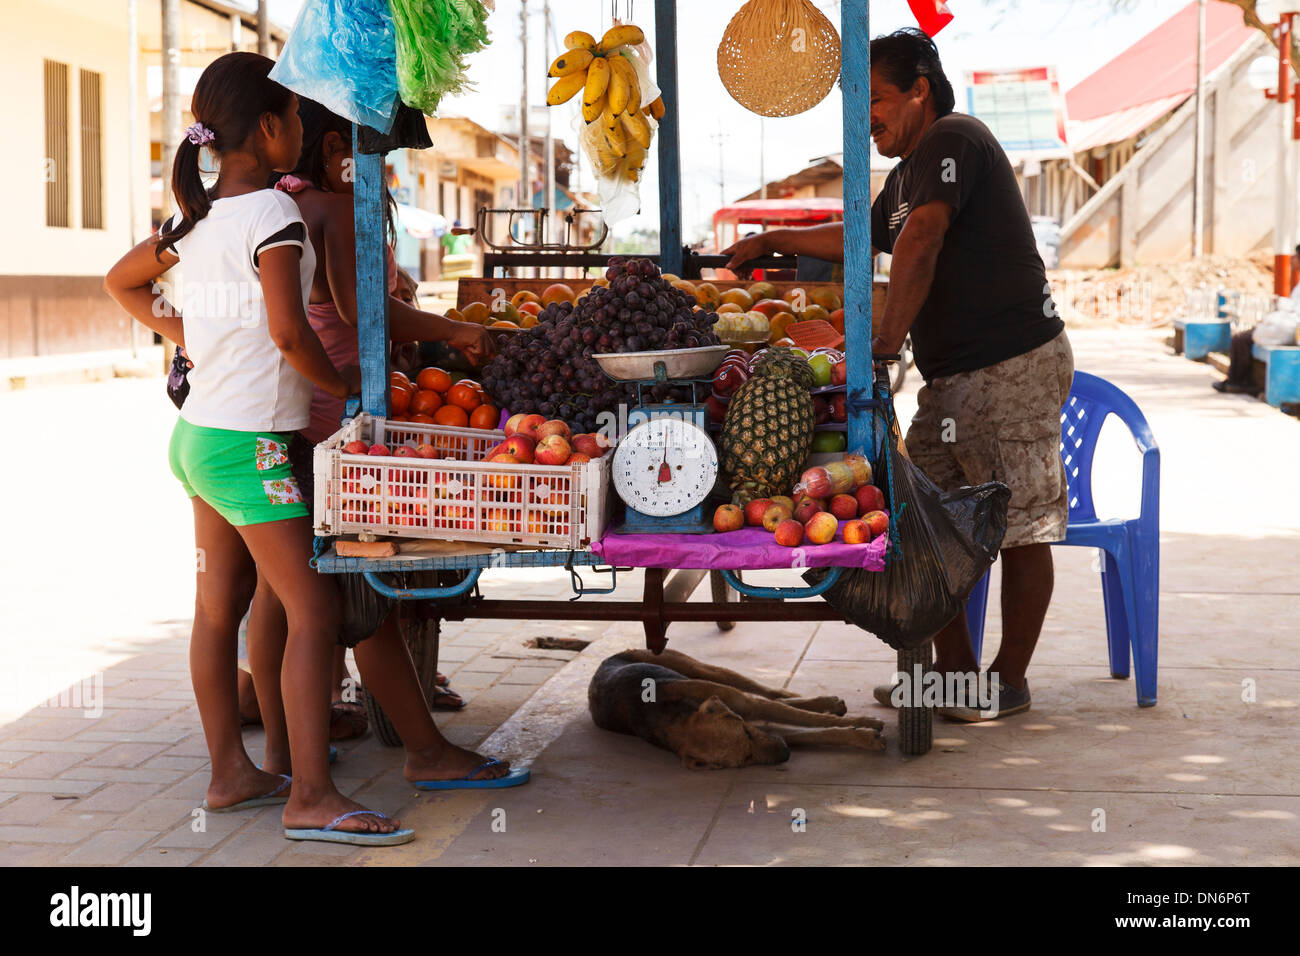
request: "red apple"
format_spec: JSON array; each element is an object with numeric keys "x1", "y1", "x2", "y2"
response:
[
  {"x1": 762, "y1": 503, "x2": 793, "y2": 532},
  {"x1": 770, "y1": 495, "x2": 795, "y2": 513},
  {"x1": 805, "y1": 511, "x2": 838, "y2": 545},
  {"x1": 571, "y1": 433, "x2": 609, "y2": 458},
  {"x1": 844, "y1": 454, "x2": 873, "y2": 486},
  {"x1": 862, "y1": 510, "x2": 890, "y2": 538},
  {"x1": 566, "y1": 452, "x2": 592, "y2": 464},
  {"x1": 813, "y1": 395, "x2": 831, "y2": 425},
  {"x1": 504, "y1": 413, "x2": 529, "y2": 437},
  {"x1": 856, "y1": 484, "x2": 886, "y2": 516},
  {"x1": 415, "y1": 443, "x2": 438, "y2": 459},
  {"x1": 830, "y1": 493, "x2": 858, "y2": 521},
  {"x1": 744, "y1": 498, "x2": 775, "y2": 526},
  {"x1": 705, "y1": 395, "x2": 729, "y2": 425},
  {"x1": 842, "y1": 519, "x2": 871, "y2": 544},
  {"x1": 713, "y1": 504, "x2": 744, "y2": 532},
  {"x1": 367, "y1": 444, "x2": 390, "y2": 456},
  {"x1": 774, "y1": 518, "x2": 804, "y2": 547},
  {"x1": 534, "y1": 434, "x2": 572, "y2": 465},
  {"x1": 342, "y1": 440, "x2": 369, "y2": 455},
  {"x1": 831, "y1": 359, "x2": 848, "y2": 387},
  {"x1": 488, "y1": 452, "x2": 519, "y2": 465},
  {"x1": 392, "y1": 445, "x2": 417, "y2": 458},
  {"x1": 712, "y1": 363, "x2": 749, "y2": 398},
  {"x1": 501, "y1": 434, "x2": 536, "y2": 464},
  {"x1": 517, "y1": 414, "x2": 547, "y2": 442},
  {"x1": 830, "y1": 394, "x2": 848, "y2": 422},
  {"x1": 793, "y1": 498, "x2": 822, "y2": 526},
  {"x1": 798, "y1": 466, "x2": 833, "y2": 499},
  {"x1": 537, "y1": 419, "x2": 572, "y2": 442}
]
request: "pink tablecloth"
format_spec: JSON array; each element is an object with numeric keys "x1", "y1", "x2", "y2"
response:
[{"x1": 591, "y1": 523, "x2": 888, "y2": 571}]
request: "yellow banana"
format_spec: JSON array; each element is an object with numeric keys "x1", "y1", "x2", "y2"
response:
[
  {"x1": 603, "y1": 113, "x2": 627, "y2": 157},
  {"x1": 621, "y1": 109, "x2": 652, "y2": 149},
  {"x1": 599, "y1": 24, "x2": 644, "y2": 52},
  {"x1": 548, "y1": 49, "x2": 593, "y2": 77},
  {"x1": 565, "y1": 30, "x2": 597, "y2": 51},
  {"x1": 583, "y1": 57, "x2": 610, "y2": 117},
  {"x1": 547, "y1": 71, "x2": 587, "y2": 106},
  {"x1": 607, "y1": 57, "x2": 631, "y2": 114},
  {"x1": 587, "y1": 130, "x2": 620, "y2": 175},
  {"x1": 582, "y1": 90, "x2": 607, "y2": 123},
  {"x1": 646, "y1": 96, "x2": 666, "y2": 121},
  {"x1": 624, "y1": 143, "x2": 647, "y2": 183}
]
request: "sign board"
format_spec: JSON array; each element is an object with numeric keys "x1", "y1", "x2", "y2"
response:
[{"x1": 965, "y1": 66, "x2": 1069, "y2": 155}]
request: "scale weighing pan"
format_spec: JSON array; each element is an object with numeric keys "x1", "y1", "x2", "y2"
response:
[{"x1": 593, "y1": 346, "x2": 728, "y2": 382}]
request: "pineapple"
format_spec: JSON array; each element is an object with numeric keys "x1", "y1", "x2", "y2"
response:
[{"x1": 719, "y1": 348, "x2": 817, "y2": 506}]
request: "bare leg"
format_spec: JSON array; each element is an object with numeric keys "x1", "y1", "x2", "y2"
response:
[
  {"x1": 930, "y1": 610, "x2": 979, "y2": 676},
  {"x1": 781, "y1": 727, "x2": 885, "y2": 751},
  {"x1": 620, "y1": 648, "x2": 801, "y2": 699},
  {"x1": 246, "y1": 570, "x2": 289, "y2": 774},
  {"x1": 236, "y1": 516, "x2": 399, "y2": 836},
  {"x1": 351, "y1": 611, "x2": 511, "y2": 783},
  {"x1": 190, "y1": 498, "x2": 291, "y2": 810},
  {"x1": 660, "y1": 680, "x2": 883, "y2": 730},
  {"x1": 988, "y1": 543, "x2": 1054, "y2": 689}
]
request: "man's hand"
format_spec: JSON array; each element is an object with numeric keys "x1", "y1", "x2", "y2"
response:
[
  {"x1": 722, "y1": 232, "x2": 771, "y2": 276},
  {"x1": 449, "y1": 321, "x2": 495, "y2": 366}
]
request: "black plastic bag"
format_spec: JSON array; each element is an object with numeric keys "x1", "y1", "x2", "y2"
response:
[
  {"x1": 804, "y1": 415, "x2": 1010, "y2": 651},
  {"x1": 166, "y1": 345, "x2": 190, "y2": 410},
  {"x1": 337, "y1": 573, "x2": 394, "y2": 648}
]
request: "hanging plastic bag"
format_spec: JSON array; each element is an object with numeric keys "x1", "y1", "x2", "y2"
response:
[
  {"x1": 804, "y1": 412, "x2": 1010, "y2": 651},
  {"x1": 583, "y1": 46, "x2": 660, "y2": 225},
  {"x1": 390, "y1": 0, "x2": 491, "y2": 115},
  {"x1": 269, "y1": 0, "x2": 400, "y2": 134}
]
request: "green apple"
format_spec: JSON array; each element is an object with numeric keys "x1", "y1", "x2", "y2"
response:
[
  {"x1": 807, "y1": 353, "x2": 834, "y2": 387},
  {"x1": 811, "y1": 430, "x2": 847, "y2": 453}
]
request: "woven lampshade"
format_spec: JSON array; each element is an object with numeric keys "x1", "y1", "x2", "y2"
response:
[{"x1": 717, "y1": 0, "x2": 842, "y2": 117}]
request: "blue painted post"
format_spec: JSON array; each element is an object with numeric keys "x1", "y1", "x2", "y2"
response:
[
  {"x1": 353, "y1": 127, "x2": 390, "y2": 417},
  {"x1": 655, "y1": 0, "x2": 683, "y2": 276},
  {"x1": 841, "y1": 0, "x2": 873, "y2": 458}
]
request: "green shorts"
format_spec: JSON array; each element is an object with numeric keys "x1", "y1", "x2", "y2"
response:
[{"x1": 168, "y1": 418, "x2": 309, "y2": 526}]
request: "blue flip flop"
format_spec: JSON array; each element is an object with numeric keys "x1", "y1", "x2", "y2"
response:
[
  {"x1": 329, "y1": 744, "x2": 338, "y2": 765},
  {"x1": 412, "y1": 758, "x2": 531, "y2": 791},
  {"x1": 284, "y1": 810, "x2": 415, "y2": 846},
  {"x1": 202, "y1": 774, "x2": 291, "y2": 813}
]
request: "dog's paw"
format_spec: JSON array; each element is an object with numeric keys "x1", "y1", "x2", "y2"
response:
[
  {"x1": 849, "y1": 728, "x2": 887, "y2": 751},
  {"x1": 849, "y1": 715, "x2": 886, "y2": 731},
  {"x1": 790, "y1": 695, "x2": 848, "y2": 715}
]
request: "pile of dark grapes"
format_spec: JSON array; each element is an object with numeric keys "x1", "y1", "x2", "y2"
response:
[{"x1": 479, "y1": 257, "x2": 722, "y2": 433}]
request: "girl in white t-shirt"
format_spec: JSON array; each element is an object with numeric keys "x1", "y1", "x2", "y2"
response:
[{"x1": 105, "y1": 52, "x2": 410, "y2": 846}]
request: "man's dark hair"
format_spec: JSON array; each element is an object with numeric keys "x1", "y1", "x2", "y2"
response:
[{"x1": 869, "y1": 28, "x2": 956, "y2": 117}]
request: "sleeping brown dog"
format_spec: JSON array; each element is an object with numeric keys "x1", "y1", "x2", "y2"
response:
[{"x1": 588, "y1": 649, "x2": 886, "y2": 769}]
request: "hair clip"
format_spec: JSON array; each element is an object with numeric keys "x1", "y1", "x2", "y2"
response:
[{"x1": 185, "y1": 122, "x2": 216, "y2": 146}]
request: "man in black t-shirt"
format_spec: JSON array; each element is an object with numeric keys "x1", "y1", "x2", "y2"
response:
[{"x1": 724, "y1": 29, "x2": 1074, "y2": 721}]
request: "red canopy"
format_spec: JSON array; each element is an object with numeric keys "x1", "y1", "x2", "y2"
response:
[{"x1": 712, "y1": 198, "x2": 844, "y2": 228}]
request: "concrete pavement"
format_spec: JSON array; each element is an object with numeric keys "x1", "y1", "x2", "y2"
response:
[{"x1": 1, "y1": 327, "x2": 1297, "y2": 865}]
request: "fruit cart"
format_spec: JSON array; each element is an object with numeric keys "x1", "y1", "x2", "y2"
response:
[{"x1": 309, "y1": 0, "x2": 937, "y2": 756}]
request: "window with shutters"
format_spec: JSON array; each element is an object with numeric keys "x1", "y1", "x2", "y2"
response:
[
  {"x1": 44, "y1": 59, "x2": 70, "y2": 228},
  {"x1": 80, "y1": 69, "x2": 104, "y2": 229}
]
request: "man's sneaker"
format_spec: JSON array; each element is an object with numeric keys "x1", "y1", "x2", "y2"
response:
[
  {"x1": 872, "y1": 670, "x2": 979, "y2": 708},
  {"x1": 938, "y1": 679, "x2": 1031, "y2": 722}
]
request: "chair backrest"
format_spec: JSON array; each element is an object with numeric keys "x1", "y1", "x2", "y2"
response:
[{"x1": 1059, "y1": 371, "x2": 1157, "y2": 523}]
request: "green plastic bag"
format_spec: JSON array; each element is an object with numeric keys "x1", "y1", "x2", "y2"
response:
[{"x1": 391, "y1": 0, "x2": 491, "y2": 114}]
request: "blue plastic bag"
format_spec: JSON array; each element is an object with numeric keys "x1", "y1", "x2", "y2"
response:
[{"x1": 269, "y1": 0, "x2": 400, "y2": 135}]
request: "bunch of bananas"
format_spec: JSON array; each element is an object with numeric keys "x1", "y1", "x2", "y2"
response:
[{"x1": 547, "y1": 24, "x2": 666, "y2": 183}]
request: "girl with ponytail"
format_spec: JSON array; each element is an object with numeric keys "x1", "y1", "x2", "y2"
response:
[{"x1": 105, "y1": 52, "x2": 411, "y2": 846}]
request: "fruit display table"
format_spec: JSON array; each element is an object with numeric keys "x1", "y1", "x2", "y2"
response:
[{"x1": 313, "y1": 0, "x2": 935, "y2": 756}]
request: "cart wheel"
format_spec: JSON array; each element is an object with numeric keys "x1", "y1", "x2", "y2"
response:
[
  {"x1": 711, "y1": 569, "x2": 738, "y2": 632},
  {"x1": 364, "y1": 613, "x2": 442, "y2": 748},
  {"x1": 897, "y1": 640, "x2": 933, "y2": 756}
]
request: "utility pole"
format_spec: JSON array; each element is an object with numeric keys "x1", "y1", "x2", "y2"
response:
[
  {"x1": 1192, "y1": 0, "x2": 1206, "y2": 257},
  {"x1": 1277, "y1": 12, "x2": 1295, "y2": 295},
  {"x1": 710, "y1": 132, "x2": 728, "y2": 207},
  {"x1": 257, "y1": 0, "x2": 270, "y2": 55},
  {"x1": 759, "y1": 118, "x2": 766, "y2": 200},
  {"x1": 520, "y1": 0, "x2": 530, "y2": 224},
  {"x1": 544, "y1": 0, "x2": 556, "y2": 253}
]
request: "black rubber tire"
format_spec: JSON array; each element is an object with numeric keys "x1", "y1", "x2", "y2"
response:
[
  {"x1": 364, "y1": 612, "x2": 442, "y2": 748},
  {"x1": 711, "y1": 569, "x2": 739, "y2": 632},
  {"x1": 897, "y1": 640, "x2": 933, "y2": 756}
]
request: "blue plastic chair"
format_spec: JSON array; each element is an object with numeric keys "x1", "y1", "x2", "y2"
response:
[{"x1": 964, "y1": 371, "x2": 1160, "y2": 707}]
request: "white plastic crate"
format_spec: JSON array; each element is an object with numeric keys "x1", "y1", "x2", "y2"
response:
[{"x1": 313, "y1": 413, "x2": 612, "y2": 549}]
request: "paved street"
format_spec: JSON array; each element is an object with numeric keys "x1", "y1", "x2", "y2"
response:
[{"x1": 1, "y1": 327, "x2": 1297, "y2": 865}]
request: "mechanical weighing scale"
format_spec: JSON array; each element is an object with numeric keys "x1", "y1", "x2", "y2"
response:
[{"x1": 592, "y1": 346, "x2": 727, "y2": 535}]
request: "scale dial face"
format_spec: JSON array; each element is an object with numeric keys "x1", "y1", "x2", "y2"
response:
[{"x1": 613, "y1": 417, "x2": 718, "y2": 518}]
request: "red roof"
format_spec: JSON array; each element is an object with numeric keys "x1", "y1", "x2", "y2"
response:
[{"x1": 1066, "y1": 1, "x2": 1256, "y2": 134}]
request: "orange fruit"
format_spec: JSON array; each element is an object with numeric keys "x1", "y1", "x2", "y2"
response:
[
  {"x1": 489, "y1": 320, "x2": 519, "y2": 329},
  {"x1": 409, "y1": 413, "x2": 437, "y2": 424},
  {"x1": 829, "y1": 308, "x2": 845, "y2": 336},
  {"x1": 391, "y1": 371, "x2": 412, "y2": 391},
  {"x1": 446, "y1": 383, "x2": 482, "y2": 412},
  {"x1": 390, "y1": 384, "x2": 412, "y2": 415},
  {"x1": 470, "y1": 403, "x2": 500, "y2": 430},
  {"x1": 433, "y1": 405, "x2": 469, "y2": 428},
  {"x1": 410, "y1": 389, "x2": 442, "y2": 416},
  {"x1": 416, "y1": 367, "x2": 451, "y2": 393}
]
